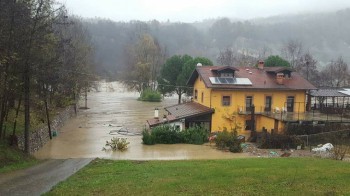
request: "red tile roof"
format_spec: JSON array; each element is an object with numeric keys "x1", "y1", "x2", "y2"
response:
[{"x1": 188, "y1": 66, "x2": 316, "y2": 90}]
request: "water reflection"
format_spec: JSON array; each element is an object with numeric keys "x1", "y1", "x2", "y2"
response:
[{"x1": 34, "y1": 81, "x2": 248, "y2": 160}]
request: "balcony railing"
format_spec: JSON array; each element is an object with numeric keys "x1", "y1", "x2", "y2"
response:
[{"x1": 237, "y1": 102, "x2": 350, "y2": 122}]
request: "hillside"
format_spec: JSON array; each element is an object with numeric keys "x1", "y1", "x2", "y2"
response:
[{"x1": 82, "y1": 8, "x2": 350, "y2": 77}]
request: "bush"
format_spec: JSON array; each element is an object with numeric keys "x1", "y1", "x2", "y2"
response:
[
  {"x1": 181, "y1": 126, "x2": 209, "y2": 145},
  {"x1": 102, "y1": 137, "x2": 130, "y2": 152},
  {"x1": 141, "y1": 125, "x2": 209, "y2": 145},
  {"x1": 151, "y1": 125, "x2": 183, "y2": 144},
  {"x1": 142, "y1": 129, "x2": 156, "y2": 145},
  {"x1": 215, "y1": 130, "x2": 242, "y2": 153},
  {"x1": 332, "y1": 145, "x2": 350, "y2": 161},
  {"x1": 138, "y1": 88, "x2": 161, "y2": 102}
]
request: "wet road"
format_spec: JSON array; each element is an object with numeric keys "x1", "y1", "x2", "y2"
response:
[
  {"x1": 0, "y1": 158, "x2": 93, "y2": 196},
  {"x1": 34, "y1": 81, "x2": 249, "y2": 160}
]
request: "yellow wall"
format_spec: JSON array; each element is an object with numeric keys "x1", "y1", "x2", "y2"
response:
[{"x1": 192, "y1": 77, "x2": 306, "y2": 135}]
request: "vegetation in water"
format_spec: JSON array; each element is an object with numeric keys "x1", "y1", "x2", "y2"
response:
[
  {"x1": 138, "y1": 88, "x2": 162, "y2": 102},
  {"x1": 142, "y1": 125, "x2": 209, "y2": 145},
  {"x1": 102, "y1": 137, "x2": 130, "y2": 152}
]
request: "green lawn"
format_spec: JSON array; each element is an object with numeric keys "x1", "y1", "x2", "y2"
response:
[{"x1": 47, "y1": 158, "x2": 350, "y2": 195}]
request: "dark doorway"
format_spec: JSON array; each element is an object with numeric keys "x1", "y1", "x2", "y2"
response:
[
  {"x1": 265, "y1": 96, "x2": 272, "y2": 112},
  {"x1": 246, "y1": 96, "x2": 253, "y2": 112},
  {"x1": 287, "y1": 96, "x2": 295, "y2": 112}
]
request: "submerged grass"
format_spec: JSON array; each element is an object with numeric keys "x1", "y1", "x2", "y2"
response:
[{"x1": 47, "y1": 158, "x2": 350, "y2": 195}]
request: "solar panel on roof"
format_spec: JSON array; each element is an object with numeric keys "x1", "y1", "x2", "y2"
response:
[
  {"x1": 218, "y1": 77, "x2": 228, "y2": 84},
  {"x1": 209, "y1": 77, "x2": 252, "y2": 85},
  {"x1": 226, "y1": 78, "x2": 235, "y2": 83},
  {"x1": 236, "y1": 78, "x2": 253, "y2": 85},
  {"x1": 214, "y1": 77, "x2": 220, "y2": 83}
]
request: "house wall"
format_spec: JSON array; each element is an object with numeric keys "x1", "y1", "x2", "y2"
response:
[
  {"x1": 192, "y1": 77, "x2": 306, "y2": 135},
  {"x1": 193, "y1": 76, "x2": 211, "y2": 107}
]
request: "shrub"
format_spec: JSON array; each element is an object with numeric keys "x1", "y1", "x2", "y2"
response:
[
  {"x1": 138, "y1": 88, "x2": 161, "y2": 102},
  {"x1": 142, "y1": 129, "x2": 156, "y2": 145},
  {"x1": 215, "y1": 130, "x2": 242, "y2": 153},
  {"x1": 142, "y1": 125, "x2": 209, "y2": 145},
  {"x1": 151, "y1": 125, "x2": 183, "y2": 144},
  {"x1": 181, "y1": 126, "x2": 209, "y2": 145},
  {"x1": 102, "y1": 137, "x2": 130, "y2": 152},
  {"x1": 332, "y1": 145, "x2": 350, "y2": 161}
]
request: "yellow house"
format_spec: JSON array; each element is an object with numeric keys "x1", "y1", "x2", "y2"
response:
[{"x1": 186, "y1": 61, "x2": 316, "y2": 136}]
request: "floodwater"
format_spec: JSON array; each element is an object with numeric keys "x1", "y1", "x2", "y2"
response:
[{"x1": 34, "y1": 81, "x2": 248, "y2": 160}]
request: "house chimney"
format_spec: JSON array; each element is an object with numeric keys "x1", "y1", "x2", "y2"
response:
[
  {"x1": 276, "y1": 73, "x2": 284, "y2": 85},
  {"x1": 258, "y1": 60, "x2": 264, "y2": 70},
  {"x1": 154, "y1": 108, "x2": 159, "y2": 119},
  {"x1": 197, "y1": 63, "x2": 202, "y2": 67}
]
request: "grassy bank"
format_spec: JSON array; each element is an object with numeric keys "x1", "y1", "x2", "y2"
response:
[
  {"x1": 0, "y1": 142, "x2": 38, "y2": 174},
  {"x1": 47, "y1": 158, "x2": 350, "y2": 195}
]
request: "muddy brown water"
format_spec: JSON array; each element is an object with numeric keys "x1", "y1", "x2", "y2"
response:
[{"x1": 34, "y1": 82, "x2": 249, "y2": 160}]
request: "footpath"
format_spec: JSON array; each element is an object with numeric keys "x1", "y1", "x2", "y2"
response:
[{"x1": 0, "y1": 158, "x2": 93, "y2": 196}]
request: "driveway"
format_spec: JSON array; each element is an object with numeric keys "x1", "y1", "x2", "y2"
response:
[{"x1": 0, "y1": 158, "x2": 93, "y2": 196}]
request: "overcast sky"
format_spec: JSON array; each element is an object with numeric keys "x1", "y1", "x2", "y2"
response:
[{"x1": 57, "y1": 0, "x2": 350, "y2": 22}]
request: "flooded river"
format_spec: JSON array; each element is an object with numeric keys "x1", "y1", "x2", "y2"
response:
[{"x1": 34, "y1": 81, "x2": 248, "y2": 160}]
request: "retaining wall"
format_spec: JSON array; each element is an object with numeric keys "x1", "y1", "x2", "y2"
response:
[{"x1": 17, "y1": 105, "x2": 77, "y2": 154}]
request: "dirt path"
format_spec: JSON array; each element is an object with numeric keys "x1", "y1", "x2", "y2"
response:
[{"x1": 0, "y1": 158, "x2": 93, "y2": 196}]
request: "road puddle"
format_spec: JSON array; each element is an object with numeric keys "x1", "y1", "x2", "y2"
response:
[{"x1": 34, "y1": 81, "x2": 249, "y2": 160}]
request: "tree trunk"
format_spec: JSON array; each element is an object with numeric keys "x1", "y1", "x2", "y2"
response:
[
  {"x1": 45, "y1": 98, "x2": 52, "y2": 140},
  {"x1": 24, "y1": 66, "x2": 30, "y2": 153},
  {"x1": 178, "y1": 92, "x2": 182, "y2": 104},
  {"x1": 85, "y1": 87, "x2": 87, "y2": 108},
  {"x1": 73, "y1": 92, "x2": 77, "y2": 115},
  {"x1": 12, "y1": 96, "x2": 22, "y2": 136},
  {"x1": 24, "y1": 0, "x2": 44, "y2": 154}
]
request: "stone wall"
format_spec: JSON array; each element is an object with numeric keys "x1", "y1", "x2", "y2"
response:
[{"x1": 17, "y1": 105, "x2": 77, "y2": 154}]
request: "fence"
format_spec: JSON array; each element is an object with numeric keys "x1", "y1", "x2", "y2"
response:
[{"x1": 296, "y1": 129, "x2": 350, "y2": 147}]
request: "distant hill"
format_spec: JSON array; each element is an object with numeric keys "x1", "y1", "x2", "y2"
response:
[{"x1": 82, "y1": 8, "x2": 350, "y2": 77}]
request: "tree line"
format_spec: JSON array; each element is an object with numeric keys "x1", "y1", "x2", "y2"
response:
[
  {"x1": 0, "y1": 0, "x2": 95, "y2": 153},
  {"x1": 82, "y1": 9, "x2": 350, "y2": 79},
  {"x1": 216, "y1": 40, "x2": 349, "y2": 88},
  {"x1": 120, "y1": 32, "x2": 349, "y2": 106}
]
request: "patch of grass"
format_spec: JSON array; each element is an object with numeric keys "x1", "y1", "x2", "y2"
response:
[
  {"x1": 0, "y1": 142, "x2": 38, "y2": 174},
  {"x1": 46, "y1": 158, "x2": 350, "y2": 195}
]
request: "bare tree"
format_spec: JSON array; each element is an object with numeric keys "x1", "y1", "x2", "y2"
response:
[
  {"x1": 258, "y1": 46, "x2": 272, "y2": 60},
  {"x1": 281, "y1": 39, "x2": 303, "y2": 68},
  {"x1": 319, "y1": 57, "x2": 349, "y2": 87},
  {"x1": 217, "y1": 48, "x2": 236, "y2": 66},
  {"x1": 217, "y1": 48, "x2": 257, "y2": 67},
  {"x1": 122, "y1": 34, "x2": 166, "y2": 93},
  {"x1": 295, "y1": 51, "x2": 319, "y2": 84}
]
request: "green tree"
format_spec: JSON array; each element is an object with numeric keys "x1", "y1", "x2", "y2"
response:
[
  {"x1": 158, "y1": 55, "x2": 213, "y2": 103},
  {"x1": 264, "y1": 55, "x2": 290, "y2": 67},
  {"x1": 0, "y1": 0, "x2": 96, "y2": 154}
]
